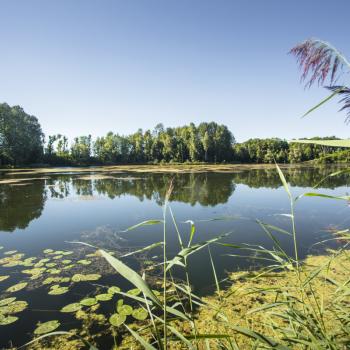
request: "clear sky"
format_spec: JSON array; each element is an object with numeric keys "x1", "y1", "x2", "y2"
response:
[{"x1": 0, "y1": 0, "x2": 349, "y2": 142}]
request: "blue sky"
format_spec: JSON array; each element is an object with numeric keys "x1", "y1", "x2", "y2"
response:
[{"x1": 0, "y1": 0, "x2": 349, "y2": 142}]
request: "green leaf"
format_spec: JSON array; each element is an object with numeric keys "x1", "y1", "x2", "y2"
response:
[
  {"x1": 275, "y1": 163, "x2": 291, "y2": 199},
  {"x1": 132, "y1": 307, "x2": 148, "y2": 320},
  {"x1": 117, "y1": 304, "x2": 133, "y2": 316},
  {"x1": 108, "y1": 286, "x2": 121, "y2": 294},
  {"x1": 290, "y1": 138, "x2": 350, "y2": 148},
  {"x1": 302, "y1": 192, "x2": 350, "y2": 201},
  {"x1": 109, "y1": 313, "x2": 126, "y2": 327},
  {"x1": 302, "y1": 88, "x2": 343, "y2": 118},
  {"x1": 61, "y1": 303, "x2": 82, "y2": 313},
  {"x1": 0, "y1": 297, "x2": 16, "y2": 307},
  {"x1": 121, "y1": 220, "x2": 163, "y2": 232},
  {"x1": 48, "y1": 286, "x2": 69, "y2": 295},
  {"x1": 80, "y1": 298, "x2": 98, "y2": 307},
  {"x1": 185, "y1": 220, "x2": 196, "y2": 247},
  {"x1": 6, "y1": 282, "x2": 27, "y2": 293},
  {"x1": 121, "y1": 242, "x2": 163, "y2": 257},
  {"x1": 34, "y1": 320, "x2": 60, "y2": 335},
  {"x1": 0, "y1": 315, "x2": 18, "y2": 325},
  {"x1": 96, "y1": 293, "x2": 113, "y2": 301}
]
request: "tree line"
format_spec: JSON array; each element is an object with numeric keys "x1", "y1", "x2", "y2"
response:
[{"x1": 0, "y1": 102, "x2": 347, "y2": 166}]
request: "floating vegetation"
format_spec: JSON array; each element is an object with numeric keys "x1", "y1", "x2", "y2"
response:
[
  {"x1": 0, "y1": 300, "x2": 28, "y2": 314},
  {"x1": 71, "y1": 273, "x2": 101, "y2": 282},
  {"x1": 96, "y1": 293, "x2": 113, "y2": 301},
  {"x1": 34, "y1": 320, "x2": 60, "y2": 335},
  {"x1": 80, "y1": 298, "x2": 98, "y2": 307},
  {"x1": 4, "y1": 250, "x2": 18, "y2": 255},
  {"x1": 48, "y1": 286, "x2": 69, "y2": 295},
  {"x1": 117, "y1": 304, "x2": 133, "y2": 316},
  {"x1": 47, "y1": 268, "x2": 61, "y2": 274},
  {"x1": 0, "y1": 315, "x2": 18, "y2": 326},
  {"x1": 0, "y1": 297, "x2": 16, "y2": 307},
  {"x1": 77, "y1": 259, "x2": 91, "y2": 265},
  {"x1": 109, "y1": 313, "x2": 126, "y2": 327},
  {"x1": 22, "y1": 268, "x2": 46, "y2": 275},
  {"x1": 132, "y1": 307, "x2": 148, "y2": 321},
  {"x1": 127, "y1": 288, "x2": 141, "y2": 296},
  {"x1": 6, "y1": 282, "x2": 27, "y2": 293},
  {"x1": 46, "y1": 263, "x2": 57, "y2": 268},
  {"x1": 0, "y1": 275, "x2": 9, "y2": 282},
  {"x1": 108, "y1": 286, "x2": 121, "y2": 294},
  {"x1": 53, "y1": 255, "x2": 63, "y2": 260},
  {"x1": 61, "y1": 303, "x2": 82, "y2": 313},
  {"x1": 62, "y1": 259, "x2": 72, "y2": 264},
  {"x1": 43, "y1": 249, "x2": 54, "y2": 254}
]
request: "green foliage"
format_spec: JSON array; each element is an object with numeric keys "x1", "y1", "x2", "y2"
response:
[{"x1": 0, "y1": 103, "x2": 44, "y2": 166}]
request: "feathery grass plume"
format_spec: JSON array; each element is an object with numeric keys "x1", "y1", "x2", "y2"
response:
[
  {"x1": 289, "y1": 39, "x2": 350, "y2": 87},
  {"x1": 326, "y1": 85, "x2": 350, "y2": 123}
]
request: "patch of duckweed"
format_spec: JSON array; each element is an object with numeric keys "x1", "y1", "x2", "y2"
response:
[
  {"x1": 6, "y1": 282, "x2": 27, "y2": 293},
  {"x1": 108, "y1": 286, "x2": 121, "y2": 294},
  {"x1": 0, "y1": 315, "x2": 18, "y2": 325},
  {"x1": 61, "y1": 303, "x2": 82, "y2": 313},
  {"x1": 132, "y1": 308, "x2": 148, "y2": 320},
  {"x1": 96, "y1": 293, "x2": 113, "y2": 301},
  {"x1": 34, "y1": 320, "x2": 60, "y2": 335},
  {"x1": 109, "y1": 313, "x2": 126, "y2": 327},
  {"x1": 0, "y1": 297, "x2": 16, "y2": 307},
  {"x1": 80, "y1": 298, "x2": 98, "y2": 307},
  {"x1": 0, "y1": 275, "x2": 10, "y2": 282},
  {"x1": 117, "y1": 304, "x2": 133, "y2": 316}
]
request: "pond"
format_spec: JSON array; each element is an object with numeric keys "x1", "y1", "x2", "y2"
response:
[{"x1": 0, "y1": 165, "x2": 349, "y2": 348}]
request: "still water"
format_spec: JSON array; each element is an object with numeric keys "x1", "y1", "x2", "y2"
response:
[{"x1": 0, "y1": 166, "x2": 349, "y2": 348}]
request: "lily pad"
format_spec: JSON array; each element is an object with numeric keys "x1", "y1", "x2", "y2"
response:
[
  {"x1": 108, "y1": 286, "x2": 121, "y2": 294},
  {"x1": 62, "y1": 251, "x2": 73, "y2": 256},
  {"x1": 43, "y1": 249, "x2": 54, "y2": 254},
  {"x1": 46, "y1": 263, "x2": 57, "y2": 268},
  {"x1": 0, "y1": 297, "x2": 16, "y2": 307},
  {"x1": 22, "y1": 268, "x2": 46, "y2": 275},
  {"x1": 62, "y1": 260, "x2": 72, "y2": 264},
  {"x1": 109, "y1": 313, "x2": 126, "y2": 327},
  {"x1": 1, "y1": 301, "x2": 28, "y2": 314},
  {"x1": 80, "y1": 298, "x2": 97, "y2": 307},
  {"x1": 34, "y1": 320, "x2": 60, "y2": 334},
  {"x1": 6, "y1": 282, "x2": 27, "y2": 293},
  {"x1": 132, "y1": 308, "x2": 148, "y2": 320},
  {"x1": 0, "y1": 275, "x2": 10, "y2": 282},
  {"x1": 96, "y1": 293, "x2": 113, "y2": 301},
  {"x1": 0, "y1": 315, "x2": 18, "y2": 325},
  {"x1": 4, "y1": 250, "x2": 17, "y2": 255},
  {"x1": 61, "y1": 303, "x2": 82, "y2": 313},
  {"x1": 48, "y1": 286, "x2": 69, "y2": 295},
  {"x1": 77, "y1": 259, "x2": 91, "y2": 265},
  {"x1": 53, "y1": 255, "x2": 63, "y2": 260},
  {"x1": 47, "y1": 268, "x2": 61, "y2": 274},
  {"x1": 117, "y1": 304, "x2": 133, "y2": 316},
  {"x1": 127, "y1": 288, "x2": 141, "y2": 296}
]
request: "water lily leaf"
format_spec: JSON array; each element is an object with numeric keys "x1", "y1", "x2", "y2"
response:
[
  {"x1": 77, "y1": 259, "x2": 91, "y2": 265},
  {"x1": 53, "y1": 255, "x2": 63, "y2": 260},
  {"x1": 109, "y1": 313, "x2": 126, "y2": 327},
  {"x1": 50, "y1": 284, "x2": 61, "y2": 290},
  {"x1": 0, "y1": 297, "x2": 16, "y2": 307},
  {"x1": 47, "y1": 269, "x2": 61, "y2": 274},
  {"x1": 132, "y1": 308, "x2": 148, "y2": 320},
  {"x1": 108, "y1": 286, "x2": 121, "y2": 294},
  {"x1": 61, "y1": 303, "x2": 82, "y2": 313},
  {"x1": 96, "y1": 293, "x2": 113, "y2": 301},
  {"x1": 34, "y1": 320, "x2": 60, "y2": 334},
  {"x1": 62, "y1": 260, "x2": 72, "y2": 264},
  {"x1": 72, "y1": 274, "x2": 83, "y2": 282},
  {"x1": 80, "y1": 298, "x2": 97, "y2": 307},
  {"x1": 0, "y1": 315, "x2": 18, "y2": 325},
  {"x1": 43, "y1": 249, "x2": 54, "y2": 254},
  {"x1": 48, "y1": 287, "x2": 69, "y2": 295},
  {"x1": 83, "y1": 274, "x2": 101, "y2": 281},
  {"x1": 6, "y1": 282, "x2": 27, "y2": 293},
  {"x1": 4, "y1": 250, "x2": 17, "y2": 255},
  {"x1": 127, "y1": 288, "x2": 141, "y2": 296},
  {"x1": 1, "y1": 301, "x2": 28, "y2": 314},
  {"x1": 117, "y1": 304, "x2": 133, "y2": 316},
  {"x1": 117, "y1": 299, "x2": 123, "y2": 308},
  {"x1": 62, "y1": 264, "x2": 74, "y2": 270},
  {"x1": 46, "y1": 263, "x2": 57, "y2": 268},
  {"x1": 62, "y1": 251, "x2": 73, "y2": 256},
  {"x1": 0, "y1": 275, "x2": 10, "y2": 282},
  {"x1": 22, "y1": 268, "x2": 46, "y2": 275},
  {"x1": 3, "y1": 261, "x2": 21, "y2": 267}
]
